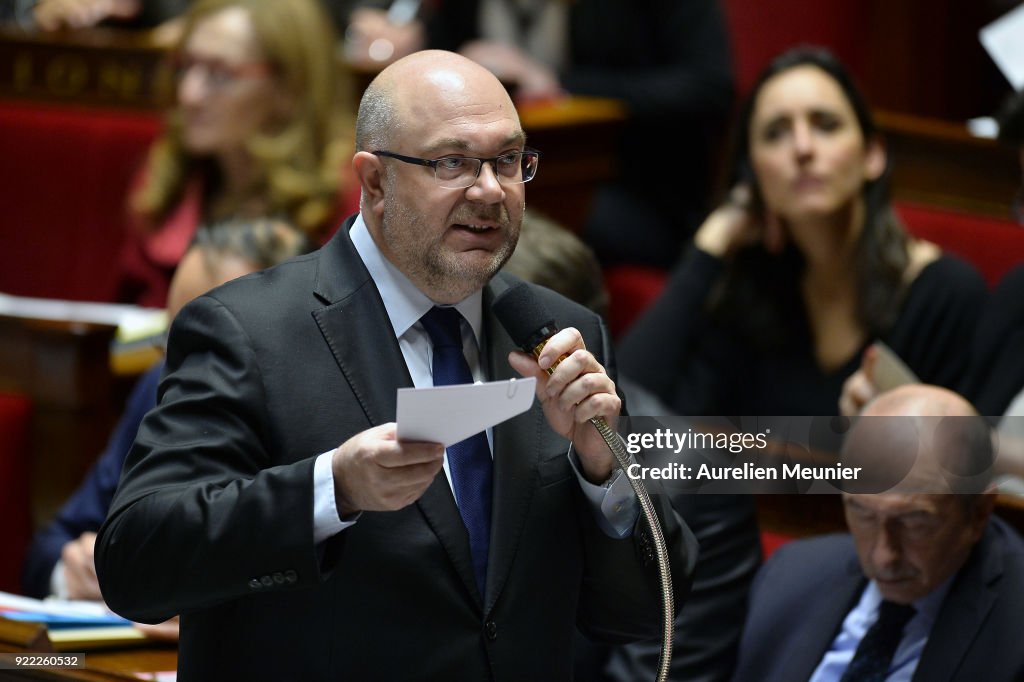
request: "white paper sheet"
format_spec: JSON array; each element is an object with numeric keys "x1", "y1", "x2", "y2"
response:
[
  {"x1": 980, "y1": 3, "x2": 1024, "y2": 90},
  {"x1": 871, "y1": 341, "x2": 920, "y2": 393},
  {"x1": 396, "y1": 377, "x2": 536, "y2": 446}
]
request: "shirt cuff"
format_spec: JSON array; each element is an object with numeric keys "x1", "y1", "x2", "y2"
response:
[
  {"x1": 50, "y1": 559, "x2": 68, "y2": 599},
  {"x1": 313, "y1": 450, "x2": 360, "y2": 545},
  {"x1": 568, "y1": 443, "x2": 640, "y2": 539}
]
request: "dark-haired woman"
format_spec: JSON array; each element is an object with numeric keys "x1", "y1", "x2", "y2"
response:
[{"x1": 619, "y1": 47, "x2": 987, "y2": 416}]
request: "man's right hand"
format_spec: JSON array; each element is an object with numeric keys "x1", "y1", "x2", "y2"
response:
[
  {"x1": 61, "y1": 532, "x2": 102, "y2": 601},
  {"x1": 838, "y1": 345, "x2": 881, "y2": 417},
  {"x1": 331, "y1": 423, "x2": 444, "y2": 517}
]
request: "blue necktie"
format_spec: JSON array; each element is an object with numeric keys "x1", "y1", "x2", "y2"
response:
[
  {"x1": 839, "y1": 600, "x2": 916, "y2": 682},
  {"x1": 419, "y1": 306, "x2": 493, "y2": 595}
]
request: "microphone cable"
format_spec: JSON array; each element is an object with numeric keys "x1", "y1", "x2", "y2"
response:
[{"x1": 493, "y1": 283, "x2": 674, "y2": 682}]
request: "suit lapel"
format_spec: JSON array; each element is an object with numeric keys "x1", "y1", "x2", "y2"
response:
[
  {"x1": 312, "y1": 224, "x2": 479, "y2": 604},
  {"x1": 312, "y1": 223, "x2": 411, "y2": 427},
  {"x1": 912, "y1": 527, "x2": 1001, "y2": 682},
  {"x1": 481, "y1": 277, "x2": 546, "y2": 614},
  {"x1": 780, "y1": 557, "x2": 865, "y2": 682}
]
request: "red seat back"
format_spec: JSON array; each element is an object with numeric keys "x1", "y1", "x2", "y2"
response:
[
  {"x1": 897, "y1": 201, "x2": 1024, "y2": 288},
  {"x1": 0, "y1": 102, "x2": 161, "y2": 302},
  {"x1": 0, "y1": 392, "x2": 32, "y2": 594}
]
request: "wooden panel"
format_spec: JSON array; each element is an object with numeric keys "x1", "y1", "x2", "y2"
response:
[
  {"x1": 879, "y1": 110, "x2": 1020, "y2": 219},
  {"x1": 518, "y1": 97, "x2": 626, "y2": 233},
  {"x1": 0, "y1": 316, "x2": 132, "y2": 530},
  {"x1": 0, "y1": 26, "x2": 168, "y2": 110}
]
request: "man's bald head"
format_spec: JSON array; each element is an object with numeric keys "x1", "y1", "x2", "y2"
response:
[
  {"x1": 844, "y1": 384, "x2": 993, "y2": 494},
  {"x1": 842, "y1": 385, "x2": 997, "y2": 604},
  {"x1": 862, "y1": 384, "x2": 975, "y2": 420},
  {"x1": 356, "y1": 50, "x2": 518, "y2": 152}
]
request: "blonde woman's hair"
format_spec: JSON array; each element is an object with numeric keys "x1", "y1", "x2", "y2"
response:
[{"x1": 130, "y1": 0, "x2": 353, "y2": 239}]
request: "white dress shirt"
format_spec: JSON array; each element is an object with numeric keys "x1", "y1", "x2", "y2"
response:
[{"x1": 809, "y1": 577, "x2": 954, "y2": 682}]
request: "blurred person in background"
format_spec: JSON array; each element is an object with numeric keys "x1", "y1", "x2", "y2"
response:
[
  {"x1": 620, "y1": 46, "x2": 987, "y2": 417},
  {"x1": 118, "y1": 0, "x2": 356, "y2": 307},
  {"x1": 22, "y1": 218, "x2": 312, "y2": 623},
  {"x1": 733, "y1": 385, "x2": 1024, "y2": 682},
  {"x1": 8, "y1": 0, "x2": 186, "y2": 32},
  {"x1": 427, "y1": 0, "x2": 735, "y2": 270},
  {"x1": 942, "y1": 90, "x2": 1024, "y2": 421}
]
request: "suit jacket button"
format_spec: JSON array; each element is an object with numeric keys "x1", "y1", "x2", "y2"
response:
[
  {"x1": 261, "y1": 575, "x2": 274, "y2": 587},
  {"x1": 248, "y1": 578, "x2": 261, "y2": 590},
  {"x1": 284, "y1": 570, "x2": 298, "y2": 583},
  {"x1": 484, "y1": 621, "x2": 498, "y2": 641},
  {"x1": 272, "y1": 572, "x2": 285, "y2": 584}
]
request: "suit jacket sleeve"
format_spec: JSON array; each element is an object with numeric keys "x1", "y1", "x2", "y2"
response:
[{"x1": 95, "y1": 294, "x2": 323, "y2": 623}]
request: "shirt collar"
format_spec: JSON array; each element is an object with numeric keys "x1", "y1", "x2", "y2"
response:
[
  {"x1": 863, "y1": 574, "x2": 955, "y2": 625},
  {"x1": 349, "y1": 213, "x2": 484, "y2": 345}
]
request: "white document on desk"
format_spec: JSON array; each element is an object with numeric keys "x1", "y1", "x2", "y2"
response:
[{"x1": 396, "y1": 377, "x2": 536, "y2": 447}]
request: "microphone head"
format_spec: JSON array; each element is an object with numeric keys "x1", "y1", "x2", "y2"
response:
[{"x1": 492, "y1": 282, "x2": 560, "y2": 352}]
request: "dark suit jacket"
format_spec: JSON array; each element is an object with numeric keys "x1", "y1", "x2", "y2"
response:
[
  {"x1": 22, "y1": 363, "x2": 162, "y2": 598},
  {"x1": 96, "y1": 219, "x2": 697, "y2": 681},
  {"x1": 964, "y1": 265, "x2": 1024, "y2": 417},
  {"x1": 732, "y1": 517, "x2": 1024, "y2": 682}
]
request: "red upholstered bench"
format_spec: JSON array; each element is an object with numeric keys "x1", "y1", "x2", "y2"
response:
[
  {"x1": 897, "y1": 201, "x2": 1024, "y2": 288},
  {"x1": 0, "y1": 102, "x2": 161, "y2": 302},
  {"x1": 0, "y1": 392, "x2": 32, "y2": 594},
  {"x1": 603, "y1": 264, "x2": 669, "y2": 339}
]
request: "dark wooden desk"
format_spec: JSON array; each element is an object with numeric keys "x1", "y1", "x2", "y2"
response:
[
  {"x1": 879, "y1": 110, "x2": 1020, "y2": 220},
  {"x1": 0, "y1": 315, "x2": 132, "y2": 529},
  {"x1": 518, "y1": 96, "x2": 626, "y2": 233},
  {"x1": 0, "y1": 26, "x2": 167, "y2": 110},
  {"x1": 0, "y1": 641, "x2": 176, "y2": 681}
]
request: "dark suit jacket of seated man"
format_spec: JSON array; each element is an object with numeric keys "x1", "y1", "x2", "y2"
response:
[
  {"x1": 95, "y1": 50, "x2": 696, "y2": 680},
  {"x1": 732, "y1": 385, "x2": 1024, "y2": 682}
]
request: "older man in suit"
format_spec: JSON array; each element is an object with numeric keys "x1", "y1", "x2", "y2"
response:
[
  {"x1": 733, "y1": 384, "x2": 1024, "y2": 682},
  {"x1": 95, "y1": 50, "x2": 695, "y2": 680}
]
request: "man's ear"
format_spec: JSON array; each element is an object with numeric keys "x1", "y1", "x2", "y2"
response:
[
  {"x1": 353, "y1": 151, "x2": 386, "y2": 216},
  {"x1": 864, "y1": 136, "x2": 887, "y2": 182}
]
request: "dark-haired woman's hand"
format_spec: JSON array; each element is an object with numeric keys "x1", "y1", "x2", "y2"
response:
[
  {"x1": 839, "y1": 345, "x2": 879, "y2": 417},
  {"x1": 694, "y1": 184, "x2": 783, "y2": 258}
]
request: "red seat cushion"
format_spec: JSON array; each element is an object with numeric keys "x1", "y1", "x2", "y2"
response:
[
  {"x1": 603, "y1": 264, "x2": 669, "y2": 338},
  {"x1": 897, "y1": 201, "x2": 1024, "y2": 288},
  {"x1": 0, "y1": 392, "x2": 32, "y2": 594},
  {"x1": 760, "y1": 530, "x2": 794, "y2": 561}
]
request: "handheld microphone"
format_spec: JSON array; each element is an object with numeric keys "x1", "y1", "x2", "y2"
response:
[
  {"x1": 492, "y1": 282, "x2": 564, "y2": 373},
  {"x1": 492, "y1": 282, "x2": 675, "y2": 682}
]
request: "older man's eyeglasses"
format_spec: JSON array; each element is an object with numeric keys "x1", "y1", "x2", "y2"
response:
[
  {"x1": 171, "y1": 55, "x2": 272, "y2": 91},
  {"x1": 373, "y1": 149, "x2": 540, "y2": 189}
]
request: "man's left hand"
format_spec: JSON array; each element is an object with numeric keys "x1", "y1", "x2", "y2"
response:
[{"x1": 508, "y1": 327, "x2": 620, "y2": 484}]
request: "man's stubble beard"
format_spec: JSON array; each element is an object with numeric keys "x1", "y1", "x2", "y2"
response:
[{"x1": 380, "y1": 190, "x2": 522, "y2": 302}]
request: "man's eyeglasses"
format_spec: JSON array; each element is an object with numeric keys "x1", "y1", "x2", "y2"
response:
[
  {"x1": 171, "y1": 55, "x2": 272, "y2": 91},
  {"x1": 372, "y1": 149, "x2": 540, "y2": 189}
]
